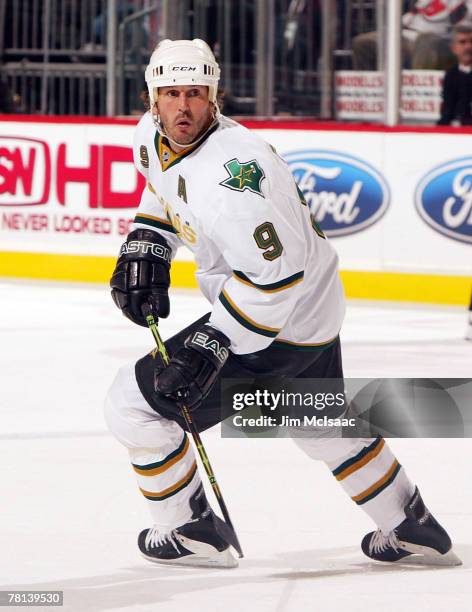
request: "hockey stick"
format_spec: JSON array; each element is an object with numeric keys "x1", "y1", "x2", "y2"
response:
[{"x1": 141, "y1": 303, "x2": 244, "y2": 558}]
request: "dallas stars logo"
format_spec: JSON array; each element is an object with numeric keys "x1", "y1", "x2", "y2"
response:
[{"x1": 220, "y1": 158, "x2": 265, "y2": 197}]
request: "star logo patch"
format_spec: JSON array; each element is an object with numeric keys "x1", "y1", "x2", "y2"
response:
[{"x1": 220, "y1": 158, "x2": 265, "y2": 197}]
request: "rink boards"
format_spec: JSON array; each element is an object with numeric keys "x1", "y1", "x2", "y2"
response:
[{"x1": 0, "y1": 115, "x2": 470, "y2": 304}]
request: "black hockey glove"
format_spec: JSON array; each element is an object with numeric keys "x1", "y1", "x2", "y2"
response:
[
  {"x1": 110, "y1": 228, "x2": 171, "y2": 327},
  {"x1": 155, "y1": 325, "x2": 231, "y2": 409}
]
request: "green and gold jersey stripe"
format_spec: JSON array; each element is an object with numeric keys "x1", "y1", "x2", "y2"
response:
[
  {"x1": 134, "y1": 213, "x2": 178, "y2": 234},
  {"x1": 219, "y1": 290, "x2": 280, "y2": 338},
  {"x1": 139, "y1": 461, "x2": 198, "y2": 501},
  {"x1": 296, "y1": 184, "x2": 307, "y2": 206},
  {"x1": 311, "y1": 215, "x2": 326, "y2": 239},
  {"x1": 132, "y1": 435, "x2": 189, "y2": 477},
  {"x1": 332, "y1": 436, "x2": 384, "y2": 481},
  {"x1": 232, "y1": 270, "x2": 304, "y2": 293},
  {"x1": 352, "y1": 460, "x2": 401, "y2": 506},
  {"x1": 272, "y1": 336, "x2": 338, "y2": 351}
]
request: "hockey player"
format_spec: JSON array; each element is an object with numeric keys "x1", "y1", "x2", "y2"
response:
[{"x1": 105, "y1": 39, "x2": 461, "y2": 568}]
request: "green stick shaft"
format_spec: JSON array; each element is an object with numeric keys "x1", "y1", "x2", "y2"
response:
[{"x1": 143, "y1": 307, "x2": 243, "y2": 558}]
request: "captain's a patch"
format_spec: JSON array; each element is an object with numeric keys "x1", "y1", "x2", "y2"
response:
[{"x1": 220, "y1": 158, "x2": 265, "y2": 197}]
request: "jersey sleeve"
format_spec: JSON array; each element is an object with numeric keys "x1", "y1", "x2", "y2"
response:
[
  {"x1": 130, "y1": 116, "x2": 182, "y2": 255},
  {"x1": 131, "y1": 184, "x2": 182, "y2": 256},
  {"x1": 207, "y1": 180, "x2": 307, "y2": 355}
]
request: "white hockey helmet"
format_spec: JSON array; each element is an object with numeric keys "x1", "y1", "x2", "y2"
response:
[{"x1": 145, "y1": 38, "x2": 220, "y2": 104}]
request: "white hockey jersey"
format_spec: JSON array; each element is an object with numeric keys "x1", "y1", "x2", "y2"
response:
[{"x1": 132, "y1": 112, "x2": 345, "y2": 355}]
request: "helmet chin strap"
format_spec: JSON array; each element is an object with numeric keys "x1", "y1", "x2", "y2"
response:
[{"x1": 152, "y1": 104, "x2": 220, "y2": 150}]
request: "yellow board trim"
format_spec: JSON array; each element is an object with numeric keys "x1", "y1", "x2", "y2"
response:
[
  {"x1": 339, "y1": 270, "x2": 471, "y2": 305},
  {"x1": 0, "y1": 252, "x2": 470, "y2": 305},
  {"x1": 0, "y1": 251, "x2": 199, "y2": 287}
]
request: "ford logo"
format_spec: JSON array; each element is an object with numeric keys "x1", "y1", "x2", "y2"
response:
[
  {"x1": 415, "y1": 158, "x2": 472, "y2": 244},
  {"x1": 283, "y1": 150, "x2": 390, "y2": 237}
]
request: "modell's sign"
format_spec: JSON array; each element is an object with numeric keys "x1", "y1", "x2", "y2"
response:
[
  {"x1": 283, "y1": 150, "x2": 390, "y2": 237},
  {"x1": 0, "y1": 136, "x2": 145, "y2": 208},
  {"x1": 415, "y1": 158, "x2": 472, "y2": 244},
  {"x1": 335, "y1": 70, "x2": 443, "y2": 122}
]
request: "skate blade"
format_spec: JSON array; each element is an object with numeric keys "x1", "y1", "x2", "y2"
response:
[
  {"x1": 141, "y1": 547, "x2": 238, "y2": 569},
  {"x1": 397, "y1": 542, "x2": 462, "y2": 567}
]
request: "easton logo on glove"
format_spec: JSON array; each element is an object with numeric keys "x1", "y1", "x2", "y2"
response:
[
  {"x1": 188, "y1": 331, "x2": 229, "y2": 364},
  {"x1": 119, "y1": 240, "x2": 171, "y2": 262},
  {"x1": 110, "y1": 228, "x2": 171, "y2": 327}
]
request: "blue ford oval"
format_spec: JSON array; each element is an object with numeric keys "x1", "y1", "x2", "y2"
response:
[
  {"x1": 415, "y1": 158, "x2": 472, "y2": 244},
  {"x1": 283, "y1": 150, "x2": 390, "y2": 237}
]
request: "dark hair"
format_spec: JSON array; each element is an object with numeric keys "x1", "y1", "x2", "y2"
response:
[{"x1": 140, "y1": 90, "x2": 151, "y2": 111}]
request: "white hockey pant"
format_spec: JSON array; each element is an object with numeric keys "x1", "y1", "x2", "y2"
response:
[{"x1": 105, "y1": 362, "x2": 414, "y2": 534}]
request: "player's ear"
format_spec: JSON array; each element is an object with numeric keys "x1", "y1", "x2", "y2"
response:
[
  {"x1": 151, "y1": 90, "x2": 160, "y2": 118},
  {"x1": 152, "y1": 88, "x2": 159, "y2": 108}
]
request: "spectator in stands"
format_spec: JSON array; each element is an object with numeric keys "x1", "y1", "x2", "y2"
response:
[
  {"x1": 91, "y1": 1, "x2": 149, "y2": 51},
  {"x1": 353, "y1": 0, "x2": 472, "y2": 70},
  {"x1": 437, "y1": 24, "x2": 472, "y2": 124}
]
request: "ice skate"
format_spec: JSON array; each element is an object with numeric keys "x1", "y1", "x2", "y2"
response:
[
  {"x1": 138, "y1": 485, "x2": 238, "y2": 568},
  {"x1": 361, "y1": 487, "x2": 462, "y2": 566}
]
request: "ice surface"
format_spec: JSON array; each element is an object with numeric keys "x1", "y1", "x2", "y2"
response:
[{"x1": 0, "y1": 280, "x2": 470, "y2": 612}]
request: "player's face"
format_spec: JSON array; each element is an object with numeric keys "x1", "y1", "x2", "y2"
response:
[
  {"x1": 155, "y1": 85, "x2": 214, "y2": 149},
  {"x1": 452, "y1": 32, "x2": 472, "y2": 65}
]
